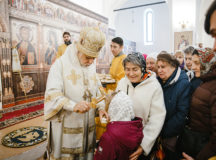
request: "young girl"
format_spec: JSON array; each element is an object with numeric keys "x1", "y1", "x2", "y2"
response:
[
  {"x1": 94, "y1": 91, "x2": 143, "y2": 160},
  {"x1": 175, "y1": 50, "x2": 185, "y2": 69}
]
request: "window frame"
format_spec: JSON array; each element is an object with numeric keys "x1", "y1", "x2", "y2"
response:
[{"x1": 144, "y1": 8, "x2": 154, "y2": 45}]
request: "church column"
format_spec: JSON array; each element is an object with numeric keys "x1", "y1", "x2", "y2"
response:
[{"x1": 0, "y1": 0, "x2": 15, "y2": 108}]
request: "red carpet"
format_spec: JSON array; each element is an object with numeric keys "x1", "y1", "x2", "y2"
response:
[{"x1": 0, "y1": 100, "x2": 44, "y2": 130}]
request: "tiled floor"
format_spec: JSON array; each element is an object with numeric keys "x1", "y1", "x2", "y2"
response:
[{"x1": 0, "y1": 116, "x2": 48, "y2": 160}]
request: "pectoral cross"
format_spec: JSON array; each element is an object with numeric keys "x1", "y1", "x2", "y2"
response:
[
  {"x1": 67, "y1": 69, "x2": 81, "y2": 85},
  {"x1": 83, "y1": 89, "x2": 93, "y2": 102},
  {"x1": 91, "y1": 87, "x2": 119, "y2": 110},
  {"x1": 91, "y1": 87, "x2": 107, "y2": 109}
]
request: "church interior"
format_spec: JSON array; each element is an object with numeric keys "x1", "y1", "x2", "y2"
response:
[{"x1": 0, "y1": 0, "x2": 215, "y2": 159}]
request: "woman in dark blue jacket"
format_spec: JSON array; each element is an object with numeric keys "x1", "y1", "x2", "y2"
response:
[{"x1": 157, "y1": 53, "x2": 191, "y2": 160}]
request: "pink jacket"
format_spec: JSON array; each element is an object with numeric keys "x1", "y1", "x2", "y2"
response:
[{"x1": 94, "y1": 117, "x2": 143, "y2": 160}]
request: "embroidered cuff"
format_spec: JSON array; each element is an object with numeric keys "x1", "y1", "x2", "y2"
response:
[{"x1": 63, "y1": 100, "x2": 76, "y2": 112}]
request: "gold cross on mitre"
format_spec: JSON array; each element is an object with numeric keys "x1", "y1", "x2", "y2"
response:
[{"x1": 67, "y1": 69, "x2": 81, "y2": 85}]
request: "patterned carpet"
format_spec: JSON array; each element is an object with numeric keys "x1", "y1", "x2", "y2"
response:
[
  {"x1": 1, "y1": 126, "x2": 47, "y2": 148},
  {"x1": 0, "y1": 100, "x2": 44, "y2": 130}
]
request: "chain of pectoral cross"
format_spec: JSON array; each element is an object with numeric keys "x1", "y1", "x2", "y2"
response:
[{"x1": 82, "y1": 71, "x2": 92, "y2": 102}]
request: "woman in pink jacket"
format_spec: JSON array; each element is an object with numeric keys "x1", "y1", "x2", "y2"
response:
[{"x1": 94, "y1": 91, "x2": 143, "y2": 160}]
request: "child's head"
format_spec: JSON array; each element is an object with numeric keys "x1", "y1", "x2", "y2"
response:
[
  {"x1": 184, "y1": 46, "x2": 194, "y2": 70},
  {"x1": 108, "y1": 91, "x2": 135, "y2": 122},
  {"x1": 174, "y1": 50, "x2": 184, "y2": 65}
]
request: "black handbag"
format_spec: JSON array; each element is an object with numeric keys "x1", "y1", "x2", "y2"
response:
[{"x1": 177, "y1": 126, "x2": 210, "y2": 158}]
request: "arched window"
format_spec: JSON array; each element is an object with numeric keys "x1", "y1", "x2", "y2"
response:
[{"x1": 144, "y1": 9, "x2": 153, "y2": 45}]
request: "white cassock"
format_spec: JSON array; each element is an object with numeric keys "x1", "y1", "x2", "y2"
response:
[{"x1": 44, "y1": 43, "x2": 104, "y2": 160}]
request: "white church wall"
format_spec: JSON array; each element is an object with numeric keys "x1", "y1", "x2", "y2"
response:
[
  {"x1": 103, "y1": 0, "x2": 128, "y2": 29},
  {"x1": 68, "y1": 0, "x2": 104, "y2": 16},
  {"x1": 172, "y1": 0, "x2": 214, "y2": 49},
  {"x1": 172, "y1": 0, "x2": 196, "y2": 52},
  {"x1": 196, "y1": 0, "x2": 214, "y2": 48},
  {"x1": 172, "y1": 0, "x2": 196, "y2": 31},
  {"x1": 114, "y1": 1, "x2": 171, "y2": 55},
  {"x1": 67, "y1": 0, "x2": 215, "y2": 51}
]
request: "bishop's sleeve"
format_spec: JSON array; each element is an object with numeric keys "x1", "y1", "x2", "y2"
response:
[{"x1": 44, "y1": 59, "x2": 76, "y2": 121}]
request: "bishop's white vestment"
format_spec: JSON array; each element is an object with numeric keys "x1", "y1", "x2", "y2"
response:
[{"x1": 44, "y1": 43, "x2": 103, "y2": 160}]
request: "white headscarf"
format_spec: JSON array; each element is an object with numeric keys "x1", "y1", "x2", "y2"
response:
[
  {"x1": 147, "y1": 52, "x2": 158, "y2": 60},
  {"x1": 108, "y1": 91, "x2": 135, "y2": 122}
]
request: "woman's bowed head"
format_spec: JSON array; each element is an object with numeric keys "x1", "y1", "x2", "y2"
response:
[{"x1": 157, "y1": 53, "x2": 180, "y2": 83}]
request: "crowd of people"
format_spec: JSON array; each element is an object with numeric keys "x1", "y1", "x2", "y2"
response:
[{"x1": 44, "y1": 1, "x2": 216, "y2": 160}]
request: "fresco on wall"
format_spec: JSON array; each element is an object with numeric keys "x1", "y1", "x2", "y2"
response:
[
  {"x1": 11, "y1": 19, "x2": 38, "y2": 69},
  {"x1": 42, "y1": 27, "x2": 62, "y2": 66},
  {"x1": 96, "y1": 28, "x2": 115, "y2": 74},
  {"x1": 43, "y1": 3, "x2": 55, "y2": 18},
  {"x1": 7, "y1": 0, "x2": 109, "y2": 105},
  {"x1": 174, "y1": 31, "x2": 193, "y2": 51},
  {"x1": 68, "y1": 31, "x2": 79, "y2": 42}
]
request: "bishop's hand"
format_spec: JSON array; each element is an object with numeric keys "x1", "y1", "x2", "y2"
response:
[{"x1": 73, "y1": 101, "x2": 91, "y2": 113}]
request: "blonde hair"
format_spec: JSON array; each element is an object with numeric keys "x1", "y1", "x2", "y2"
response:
[{"x1": 174, "y1": 50, "x2": 184, "y2": 58}]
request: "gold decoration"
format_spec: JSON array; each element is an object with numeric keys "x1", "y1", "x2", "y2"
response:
[
  {"x1": 3, "y1": 72, "x2": 7, "y2": 78},
  {"x1": 76, "y1": 27, "x2": 105, "y2": 58},
  {"x1": 63, "y1": 127, "x2": 83, "y2": 134},
  {"x1": 61, "y1": 147, "x2": 83, "y2": 154},
  {"x1": 2, "y1": 59, "x2": 6, "y2": 66},
  {"x1": 4, "y1": 88, "x2": 8, "y2": 96},
  {"x1": 7, "y1": 72, "x2": 11, "y2": 78},
  {"x1": 91, "y1": 88, "x2": 118, "y2": 111},
  {"x1": 67, "y1": 70, "x2": 81, "y2": 85},
  {"x1": 83, "y1": 89, "x2": 92, "y2": 101},
  {"x1": 6, "y1": 59, "x2": 10, "y2": 65},
  {"x1": 90, "y1": 87, "x2": 106, "y2": 109},
  {"x1": 44, "y1": 98, "x2": 69, "y2": 121},
  {"x1": 8, "y1": 88, "x2": 13, "y2": 95},
  {"x1": 19, "y1": 75, "x2": 34, "y2": 94},
  {"x1": 45, "y1": 92, "x2": 63, "y2": 103}
]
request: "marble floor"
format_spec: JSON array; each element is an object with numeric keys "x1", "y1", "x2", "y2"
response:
[{"x1": 0, "y1": 116, "x2": 48, "y2": 160}]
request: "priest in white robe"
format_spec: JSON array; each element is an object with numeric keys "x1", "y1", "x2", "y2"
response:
[{"x1": 44, "y1": 27, "x2": 108, "y2": 160}]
